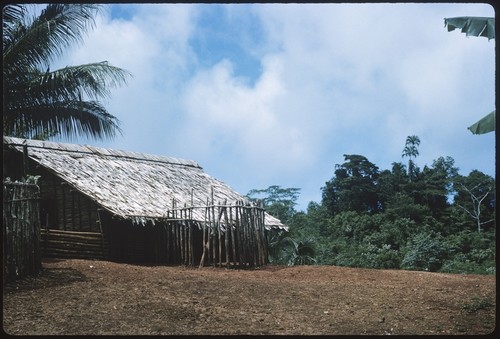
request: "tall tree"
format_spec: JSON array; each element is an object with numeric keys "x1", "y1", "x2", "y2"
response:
[
  {"x1": 414, "y1": 156, "x2": 459, "y2": 218},
  {"x1": 453, "y1": 170, "x2": 495, "y2": 233},
  {"x1": 402, "y1": 135, "x2": 420, "y2": 181},
  {"x1": 3, "y1": 4, "x2": 131, "y2": 140},
  {"x1": 322, "y1": 154, "x2": 380, "y2": 215},
  {"x1": 377, "y1": 162, "x2": 408, "y2": 211}
]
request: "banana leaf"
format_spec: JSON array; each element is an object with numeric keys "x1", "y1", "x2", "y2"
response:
[
  {"x1": 444, "y1": 16, "x2": 495, "y2": 40},
  {"x1": 468, "y1": 110, "x2": 495, "y2": 135},
  {"x1": 444, "y1": 17, "x2": 495, "y2": 135}
]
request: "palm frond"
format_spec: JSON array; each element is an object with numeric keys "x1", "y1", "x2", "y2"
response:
[
  {"x1": 5, "y1": 62, "x2": 132, "y2": 111},
  {"x1": 4, "y1": 4, "x2": 102, "y2": 77},
  {"x1": 2, "y1": 4, "x2": 29, "y2": 39},
  {"x1": 3, "y1": 4, "x2": 131, "y2": 141},
  {"x1": 4, "y1": 100, "x2": 122, "y2": 141}
]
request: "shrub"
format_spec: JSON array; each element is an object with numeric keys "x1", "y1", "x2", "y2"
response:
[
  {"x1": 461, "y1": 297, "x2": 494, "y2": 313},
  {"x1": 401, "y1": 231, "x2": 450, "y2": 272},
  {"x1": 440, "y1": 254, "x2": 496, "y2": 275}
]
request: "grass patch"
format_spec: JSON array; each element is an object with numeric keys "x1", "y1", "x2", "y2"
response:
[{"x1": 461, "y1": 297, "x2": 494, "y2": 313}]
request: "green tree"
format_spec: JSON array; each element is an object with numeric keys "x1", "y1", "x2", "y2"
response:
[
  {"x1": 322, "y1": 154, "x2": 380, "y2": 215},
  {"x1": 384, "y1": 192, "x2": 432, "y2": 224},
  {"x1": 402, "y1": 135, "x2": 420, "y2": 181},
  {"x1": 3, "y1": 4, "x2": 131, "y2": 140},
  {"x1": 246, "y1": 185, "x2": 300, "y2": 223},
  {"x1": 453, "y1": 170, "x2": 495, "y2": 233},
  {"x1": 415, "y1": 156, "x2": 458, "y2": 218},
  {"x1": 377, "y1": 162, "x2": 408, "y2": 211}
]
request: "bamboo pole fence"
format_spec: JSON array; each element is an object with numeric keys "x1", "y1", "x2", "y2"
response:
[
  {"x1": 3, "y1": 180, "x2": 42, "y2": 281},
  {"x1": 166, "y1": 195, "x2": 268, "y2": 269}
]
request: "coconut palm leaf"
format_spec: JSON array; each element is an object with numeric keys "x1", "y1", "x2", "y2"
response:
[
  {"x1": 4, "y1": 100, "x2": 120, "y2": 141},
  {"x1": 6, "y1": 62, "x2": 131, "y2": 108},
  {"x1": 3, "y1": 4, "x2": 131, "y2": 141},
  {"x1": 3, "y1": 4, "x2": 101, "y2": 75}
]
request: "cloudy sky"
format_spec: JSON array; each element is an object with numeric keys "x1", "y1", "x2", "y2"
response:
[{"x1": 53, "y1": 3, "x2": 495, "y2": 211}]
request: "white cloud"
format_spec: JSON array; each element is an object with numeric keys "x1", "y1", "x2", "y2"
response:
[
  {"x1": 51, "y1": 3, "x2": 495, "y2": 210},
  {"x1": 178, "y1": 55, "x2": 316, "y2": 174}
]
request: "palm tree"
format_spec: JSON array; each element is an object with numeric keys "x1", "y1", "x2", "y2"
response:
[
  {"x1": 266, "y1": 231, "x2": 317, "y2": 265},
  {"x1": 3, "y1": 4, "x2": 132, "y2": 141},
  {"x1": 402, "y1": 135, "x2": 420, "y2": 180},
  {"x1": 284, "y1": 237, "x2": 317, "y2": 266}
]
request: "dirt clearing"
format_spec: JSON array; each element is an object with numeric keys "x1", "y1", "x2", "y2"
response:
[{"x1": 3, "y1": 258, "x2": 496, "y2": 335}]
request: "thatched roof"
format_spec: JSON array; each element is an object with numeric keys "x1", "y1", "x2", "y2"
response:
[{"x1": 3, "y1": 136, "x2": 287, "y2": 230}]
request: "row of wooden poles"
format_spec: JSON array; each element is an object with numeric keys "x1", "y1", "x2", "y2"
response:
[
  {"x1": 3, "y1": 181, "x2": 42, "y2": 281},
  {"x1": 164, "y1": 196, "x2": 269, "y2": 268}
]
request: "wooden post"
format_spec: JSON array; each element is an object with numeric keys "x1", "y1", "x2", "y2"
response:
[
  {"x1": 96, "y1": 209, "x2": 105, "y2": 257},
  {"x1": 256, "y1": 205, "x2": 262, "y2": 266},
  {"x1": 44, "y1": 216, "x2": 49, "y2": 255},
  {"x1": 251, "y1": 206, "x2": 260, "y2": 266},
  {"x1": 199, "y1": 197, "x2": 212, "y2": 268},
  {"x1": 241, "y1": 202, "x2": 248, "y2": 267},
  {"x1": 259, "y1": 206, "x2": 266, "y2": 266},
  {"x1": 235, "y1": 201, "x2": 241, "y2": 267},
  {"x1": 206, "y1": 198, "x2": 210, "y2": 266},
  {"x1": 230, "y1": 205, "x2": 237, "y2": 267},
  {"x1": 217, "y1": 201, "x2": 222, "y2": 268},
  {"x1": 199, "y1": 202, "x2": 207, "y2": 268},
  {"x1": 184, "y1": 209, "x2": 188, "y2": 265},
  {"x1": 248, "y1": 203, "x2": 256, "y2": 267},
  {"x1": 223, "y1": 200, "x2": 230, "y2": 267},
  {"x1": 171, "y1": 204, "x2": 177, "y2": 263},
  {"x1": 209, "y1": 188, "x2": 214, "y2": 266},
  {"x1": 167, "y1": 220, "x2": 171, "y2": 264},
  {"x1": 185, "y1": 208, "x2": 190, "y2": 266},
  {"x1": 182, "y1": 215, "x2": 186, "y2": 265},
  {"x1": 180, "y1": 223, "x2": 184, "y2": 265},
  {"x1": 22, "y1": 143, "x2": 29, "y2": 176},
  {"x1": 236, "y1": 201, "x2": 245, "y2": 266},
  {"x1": 246, "y1": 204, "x2": 255, "y2": 267},
  {"x1": 189, "y1": 221, "x2": 193, "y2": 266},
  {"x1": 61, "y1": 183, "x2": 66, "y2": 231}
]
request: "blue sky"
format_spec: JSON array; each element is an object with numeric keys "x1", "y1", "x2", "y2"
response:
[{"x1": 53, "y1": 3, "x2": 495, "y2": 211}]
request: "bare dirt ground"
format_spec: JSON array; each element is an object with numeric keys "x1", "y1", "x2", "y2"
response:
[{"x1": 3, "y1": 258, "x2": 496, "y2": 336}]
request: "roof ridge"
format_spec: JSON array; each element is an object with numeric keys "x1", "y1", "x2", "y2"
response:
[{"x1": 3, "y1": 136, "x2": 201, "y2": 169}]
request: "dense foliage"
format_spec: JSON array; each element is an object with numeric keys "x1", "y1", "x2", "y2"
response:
[{"x1": 251, "y1": 137, "x2": 495, "y2": 274}]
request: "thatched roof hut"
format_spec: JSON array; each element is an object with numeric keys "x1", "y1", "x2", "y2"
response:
[
  {"x1": 4, "y1": 136, "x2": 285, "y2": 228},
  {"x1": 3, "y1": 136, "x2": 287, "y2": 267}
]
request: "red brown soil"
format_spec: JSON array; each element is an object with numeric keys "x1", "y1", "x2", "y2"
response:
[{"x1": 3, "y1": 258, "x2": 496, "y2": 335}]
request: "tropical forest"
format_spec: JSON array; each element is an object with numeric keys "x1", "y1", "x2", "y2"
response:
[{"x1": 247, "y1": 135, "x2": 496, "y2": 275}]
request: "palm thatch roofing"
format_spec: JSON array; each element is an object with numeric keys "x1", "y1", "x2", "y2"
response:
[{"x1": 3, "y1": 136, "x2": 287, "y2": 230}]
